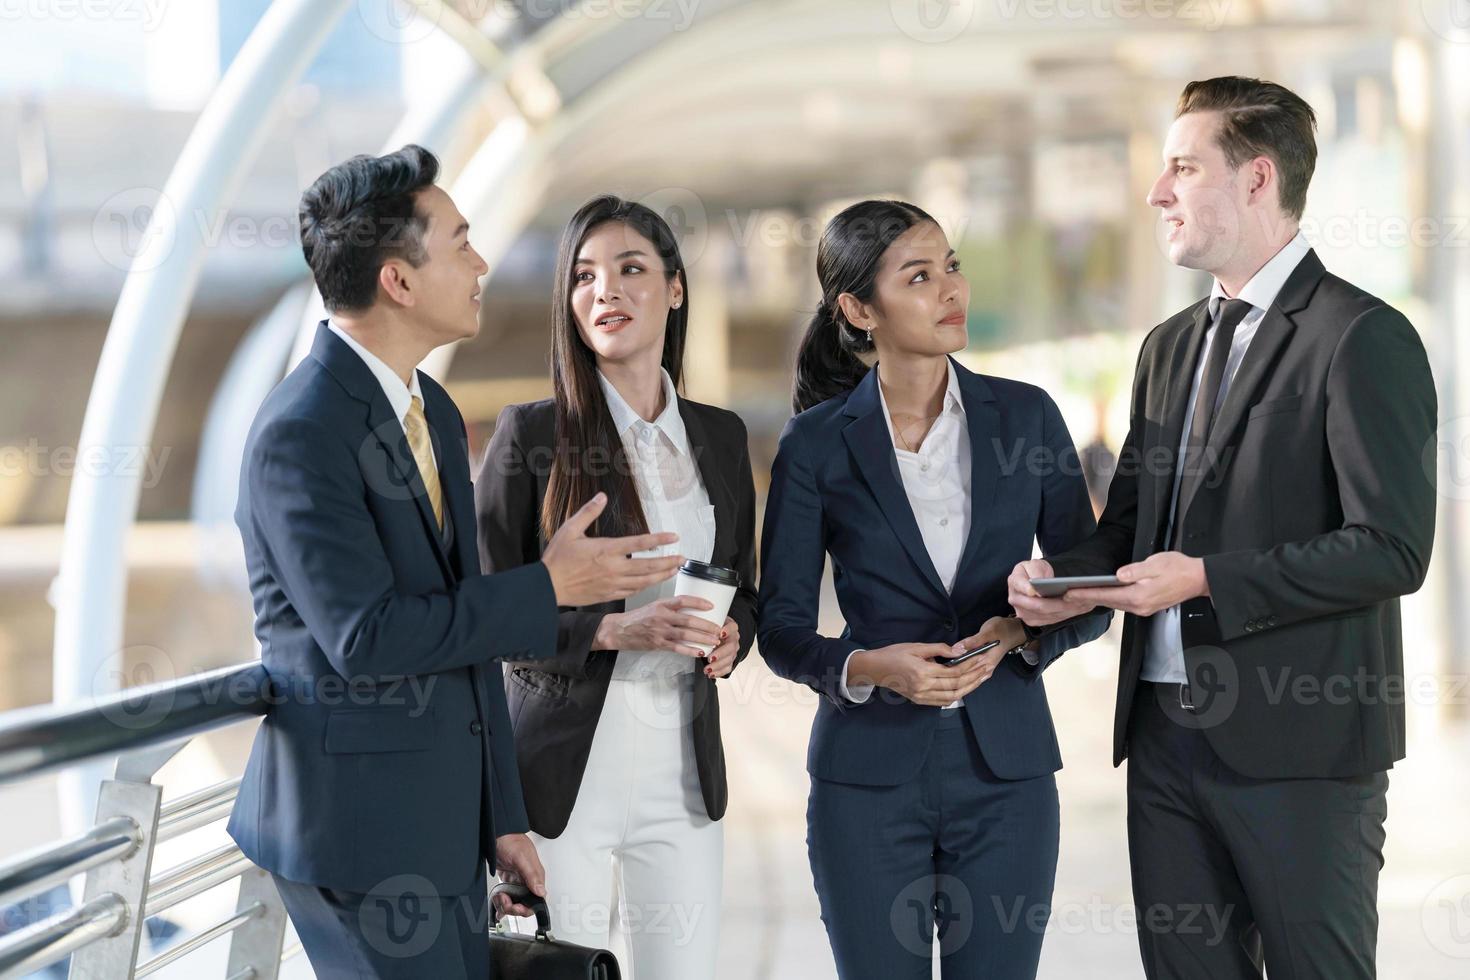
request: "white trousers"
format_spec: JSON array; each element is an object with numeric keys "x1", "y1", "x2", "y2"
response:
[{"x1": 523, "y1": 672, "x2": 723, "y2": 980}]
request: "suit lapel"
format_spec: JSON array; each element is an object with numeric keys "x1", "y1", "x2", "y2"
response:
[
  {"x1": 310, "y1": 322, "x2": 456, "y2": 583},
  {"x1": 1201, "y1": 252, "x2": 1323, "y2": 459},
  {"x1": 677, "y1": 400, "x2": 735, "y2": 563},
  {"x1": 951, "y1": 362, "x2": 1001, "y2": 591},
  {"x1": 1173, "y1": 308, "x2": 1296, "y2": 524},
  {"x1": 841, "y1": 368, "x2": 947, "y2": 599}
]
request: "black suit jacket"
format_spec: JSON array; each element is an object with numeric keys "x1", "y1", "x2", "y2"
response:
[
  {"x1": 229, "y1": 322, "x2": 556, "y2": 896},
  {"x1": 473, "y1": 396, "x2": 758, "y2": 837},
  {"x1": 1049, "y1": 250, "x2": 1437, "y2": 779}
]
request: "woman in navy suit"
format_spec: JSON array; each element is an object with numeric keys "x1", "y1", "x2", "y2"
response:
[{"x1": 758, "y1": 200, "x2": 1112, "y2": 979}]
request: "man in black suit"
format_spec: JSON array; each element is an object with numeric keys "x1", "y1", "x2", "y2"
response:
[
  {"x1": 1009, "y1": 77, "x2": 1437, "y2": 978},
  {"x1": 230, "y1": 145, "x2": 687, "y2": 978}
]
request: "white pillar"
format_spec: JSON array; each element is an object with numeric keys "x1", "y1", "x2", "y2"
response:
[{"x1": 1426, "y1": 35, "x2": 1470, "y2": 699}]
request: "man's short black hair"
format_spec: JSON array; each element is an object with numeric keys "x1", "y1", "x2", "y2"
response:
[{"x1": 298, "y1": 144, "x2": 441, "y2": 312}]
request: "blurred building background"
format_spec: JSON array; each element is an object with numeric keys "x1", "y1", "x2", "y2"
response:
[{"x1": 2, "y1": 0, "x2": 1469, "y2": 976}]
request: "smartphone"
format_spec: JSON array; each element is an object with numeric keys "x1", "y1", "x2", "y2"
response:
[
  {"x1": 1028, "y1": 575, "x2": 1125, "y2": 598},
  {"x1": 935, "y1": 639, "x2": 1001, "y2": 667}
]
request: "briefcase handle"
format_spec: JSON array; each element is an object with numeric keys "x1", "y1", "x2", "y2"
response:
[{"x1": 489, "y1": 882, "x2": 554, "y2": 939}]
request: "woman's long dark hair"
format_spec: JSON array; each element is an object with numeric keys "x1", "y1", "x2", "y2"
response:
[
  {"x1": 542, "y1": 195, "x2": 689, "y2": 542},
  {"x1": 792, "y1": 199, "x2": 939, "y2": 414}
]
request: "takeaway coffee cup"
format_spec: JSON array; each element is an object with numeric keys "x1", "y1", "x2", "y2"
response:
[{"x1": 673, "y1": 560, "x2": 740, "y2": 656}]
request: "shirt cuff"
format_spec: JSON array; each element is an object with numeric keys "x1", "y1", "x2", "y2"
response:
[{"x1": 839, "y1": 650, "x2": 874, "y2": 704}]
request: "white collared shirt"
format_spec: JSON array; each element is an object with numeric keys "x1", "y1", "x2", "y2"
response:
[
  {"x1": 326, "y1": 319, "x2": 436, "y2": 471},
  {"x1": 598, "y1": 367, "x2": 716, "y2": 681},
  {"x1": 1143, "y1": 232, "x2": 1311, "y2": 683},
  {"x1": 842, "y1": 358, "x2": 973, "y2": 706}
]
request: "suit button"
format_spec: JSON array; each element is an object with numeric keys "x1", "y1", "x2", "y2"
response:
[
  {"x1": 469, "y1": 721, "x2": 484, "y2": 736},
  {"x1": 942, "y1": 620, "x2": 955, "y2": 633}
]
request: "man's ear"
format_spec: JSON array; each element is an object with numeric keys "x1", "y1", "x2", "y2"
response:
[
  {"x1": 379, "y1": 258, "x2": 415, "y2": 307},
  {"x1": 1246, "y1": 155, "x2": 1276, "y2": 204}
]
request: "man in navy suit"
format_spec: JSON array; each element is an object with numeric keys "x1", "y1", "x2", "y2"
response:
[{"x1": 230, "y1": 145, "x2": 687, "y2": 978}]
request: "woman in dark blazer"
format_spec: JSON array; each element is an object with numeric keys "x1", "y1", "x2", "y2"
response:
[
  {"x1": 474, "y1": 195, "x2": 756, "y2": 978},
  {"x1": 758, "y1": 200, "x2": 1112, "y2": 979}
]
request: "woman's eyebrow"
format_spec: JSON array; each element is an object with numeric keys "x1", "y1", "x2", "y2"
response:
[
  {"x1": 575, "y1": 249, "x2": 648, "y2": 264},
  {"x1": 894, "y1": 249, "x2": 955, "y2": 272}
]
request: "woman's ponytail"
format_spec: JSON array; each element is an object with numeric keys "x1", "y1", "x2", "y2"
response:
[{"x1": 792, "y1": 298, "x2": 872, "y2": 414}]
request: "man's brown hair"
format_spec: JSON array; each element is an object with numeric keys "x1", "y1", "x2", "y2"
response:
[{"x1": 1177, "y1": 76, "x2": 1318, "y2": 221}]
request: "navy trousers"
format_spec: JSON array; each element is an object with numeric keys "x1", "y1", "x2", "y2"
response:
[
  {"x1": 273, "y1": 863, "x2": 490, "y2": 980},
  {"x1": 807, "y1": 707, "x2": 1061, "y2": 979}
]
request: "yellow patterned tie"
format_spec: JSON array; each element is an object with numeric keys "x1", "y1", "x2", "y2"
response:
[{"x1": 403, "y1": 395, "x2": 443, "y2": 530}]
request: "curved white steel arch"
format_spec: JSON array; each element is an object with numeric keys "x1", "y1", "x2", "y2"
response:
[
  {"x1": 51, "y1": 0, "x2": 356, "y2": 836},
  {"x1": 411, "y1": 0, "x2": 770, "y2": 379},
  {"x1": 191, "y1": 282, "x2": 312, "y2": 535},
  {"x1": 207, "y1": 7, "x2": 640, "y2": 529},
  {"x1": 196, "y1": 0, "x2": 696, "y2": 538},
  {"x1": 55, "y1": 0, "x2": 535, "y2": 835}
]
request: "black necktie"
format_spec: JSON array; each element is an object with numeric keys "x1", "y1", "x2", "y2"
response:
[{"x1": 1171, "y1": 298, "x2": 1253, "y2": 548}]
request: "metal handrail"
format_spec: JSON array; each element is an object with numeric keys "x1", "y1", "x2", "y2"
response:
[
  {"x1": 144, "y1": 845, "x2": 256, "y2": 918},
  {"x1": 0, "y1": 663, "x2": 269, "y2": 978},
  {"x1": 157, "y1": 783, "x2": 241, "y2": 844},
  {"x1": 0, "y1": 816, "x2": 139, "y2": 909},
  {"x1": 134, "y1": 903, "x2": 264, "y2": 978},
  {"x1": 0, "y1": 662, "x2": 269, "y2": 785},
  {"x1": 158, "y1": 778, "x2": 243, "y2": 821},
  {"x1": 0, "y1": 892, "x2": 128, "y2": 977}
]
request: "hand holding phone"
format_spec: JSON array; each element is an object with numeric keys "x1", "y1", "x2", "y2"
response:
[{"x1": 934, "y1": 639, "x2": 1001, "y2": 667}]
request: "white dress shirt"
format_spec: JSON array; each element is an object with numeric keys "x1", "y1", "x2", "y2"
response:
[
  {"x1": 841, "y1": 359, "x2": 972, "y2": 706},
  {"x1": 326, "y1": 319, "x2": 436, "y2": 471},
  {"x1": 599, "y1": 367, "x2": 717, "y2": 681},
  {"x1": 1143, "y1": 232, "x2": 1311, "y2": 683}
]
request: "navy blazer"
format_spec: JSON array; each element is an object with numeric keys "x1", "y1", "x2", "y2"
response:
[
  {"x1": 228, "y1": 322, "x2": 558, "y2": 896},
  {"x1": 757, "y1": 357, "x2": 1112, "y2": 786}
]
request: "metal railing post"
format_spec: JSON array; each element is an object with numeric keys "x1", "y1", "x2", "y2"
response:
[
  {"x1": 66, "y1": 744, "x2": 182, "y2": 978},
  {"x1": 224, "y1": 868, "x2": 288, "y2": 980}
]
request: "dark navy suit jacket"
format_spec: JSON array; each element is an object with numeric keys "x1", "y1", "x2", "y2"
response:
[
  {"x1": 228, "y1": 322, "x2": 558, "y2": 896},
  {"x1": 758, "y1": 358, "x2": 1112, "y2": 786}
]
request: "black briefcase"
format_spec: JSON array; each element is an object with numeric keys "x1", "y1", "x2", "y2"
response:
[{"x1": 487, "y1": 882, "x2": 621, "y2": 980}]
